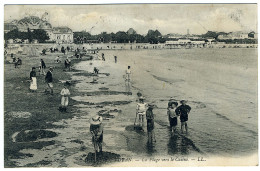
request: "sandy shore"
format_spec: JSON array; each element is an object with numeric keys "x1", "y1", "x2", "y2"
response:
[
  {"x1": 4, "y1": 47, "x2": 258, "y2": 167},
  {"x1": 4, "y1": 51, "x2": 93, "y2": 167}
]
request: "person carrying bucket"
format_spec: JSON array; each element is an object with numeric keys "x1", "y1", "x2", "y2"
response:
[{"x1": 90, "y1": 115, "x2": 104, "y2": 156}]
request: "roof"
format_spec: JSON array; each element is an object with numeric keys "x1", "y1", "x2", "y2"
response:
[
  {"x1": 52, "y1": 27, "x2": 72, "y2": 34},
  {"x1": 4, "y1": 23, "x2": 17, "y2": 31}
]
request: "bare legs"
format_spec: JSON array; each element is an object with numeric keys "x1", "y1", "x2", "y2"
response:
[
  {"x1": 181, "y1": 122, "x2": 188, "y2": 134},
  {"x1": 139, "y1": 115, "x2": 144, "y2": 127}
]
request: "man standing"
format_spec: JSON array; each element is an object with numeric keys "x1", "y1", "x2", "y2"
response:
[
  {"x1": 40, "y1": 59, "x2": 46, "y2": 75},
  {"x1": 45, "y1": 67, "x2": 54, "y2": 95},
  {"x1": 101, "y1": 53, "x2": 105, "y2": 61},
  {"x1": 175, "y1": 100, "x2": 191, "y2": 134},
  {"x1": 125, "y1": 66, "x2": 131, "y2": 81}
]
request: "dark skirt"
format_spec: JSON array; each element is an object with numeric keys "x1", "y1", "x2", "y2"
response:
[
  {"x1": 147, "y1": 119, "x2": 154, "y2": 132},
  {"x1": 92, "y1": 134, "x2": 103, "y2": 144},
  {"x1": 169, "y1": 117, "x2": 178, "y2": 127}
]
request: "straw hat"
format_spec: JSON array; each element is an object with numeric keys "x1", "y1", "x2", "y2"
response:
[
  {"x1": 90, "y1": 115, "x2": 103, "y2": 125},
  {"x1": 139, "y1": 96, "x2": 145, "y2": 100}
]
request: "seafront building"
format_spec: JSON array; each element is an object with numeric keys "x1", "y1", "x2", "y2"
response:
[{"x1": 4, "y1": 13, "x2": 73, "y2": 44}]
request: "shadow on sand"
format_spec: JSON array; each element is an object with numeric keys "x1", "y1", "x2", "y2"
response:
[{"x1": 85, "y1": 151, "x2": 120, "y2": 166}]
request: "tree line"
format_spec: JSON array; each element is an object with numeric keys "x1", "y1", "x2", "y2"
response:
[
  {"x1": 73, "y1": 29, "x2": 166, "y2": 44},
  {"x1": 4, "y1": 28, "x2": 50, "y2": 43}
]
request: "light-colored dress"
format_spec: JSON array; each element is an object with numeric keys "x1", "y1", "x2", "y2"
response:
[
  {"x1": 137, "y1": 103, "x2": 147, "y2": 115},
  {"x1": 30, "y1": 77, "x2": 37, "y2": 90},
  {"x1": 125, "y1": 69, "x2": 131, "y2": 81},
  {"x1": 60, "y1": 88, "x2": 70, "y2": 107}
]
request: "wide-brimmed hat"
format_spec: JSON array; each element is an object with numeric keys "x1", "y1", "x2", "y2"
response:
[
  {"x1": 172, "y1": 102, "x2": 178, "y2": 106},
  {"x1": 90, "y1": 115, "x2": 103, "y2": 125}
]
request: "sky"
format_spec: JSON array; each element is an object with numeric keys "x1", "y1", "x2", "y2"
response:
[{"x1": 4, "y1": 4, "x2": 258, "y2": 35}]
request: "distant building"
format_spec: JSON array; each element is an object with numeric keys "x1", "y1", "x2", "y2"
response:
[
  {"x1": 165, "y1": 39, "x2": 205, "y2": 45},
  {"x1": 4, "y1": 21, "x2": 18, "y2": 33},
  {"x1": 218, "y1": 31, "x2": 249, "y2": 40},
  {"x1": 4, "y1": 15, "x2": 73, "y2": 43},
  {"x1": 52, "y1": 27, "x2": 73, "y2": 44}
]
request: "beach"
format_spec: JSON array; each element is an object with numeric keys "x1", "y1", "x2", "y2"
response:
[{"x1": 4, "y1": 47, "x2": 258, "y2": 167}]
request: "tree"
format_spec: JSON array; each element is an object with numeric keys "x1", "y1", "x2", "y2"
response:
[
  {"x1": 115, "y1": 31, "x2": 129, "y2": 43},
  {"x1": 4, "y1": 29, "x2": 19, "y2": 40},
  {"x1": 145, "y1": 29, "x2": 162, "y2": 44},
  {"x1": 27, "y1": 28, "x2": 33, "y2": 43},
  {"x1": 32, "y1": 29, "x2": 50, "y2": 43},
  {"x1": 248, "y1": 31, "x2": 255, "y2": 38}
]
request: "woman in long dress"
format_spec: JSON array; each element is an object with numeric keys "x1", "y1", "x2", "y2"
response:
[{"x1": 30, "y1": 67, "x2": 37, "y2": 92}]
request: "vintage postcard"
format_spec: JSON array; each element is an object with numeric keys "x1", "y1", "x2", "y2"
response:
[{"x1": 3, "y1": 3, "x2": 258, "y2": 167}]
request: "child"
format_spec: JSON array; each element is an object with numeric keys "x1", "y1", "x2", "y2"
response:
[
  {"x1": 93, "y1": 67, "x2": 99, "y2": 74},
  {"x1": 60, "y1": 82, "x2": 71, "y2": 112},
  {"x1": 167, "y1": 101, "x2": 179, "y2": 135},
  {"x1": 176, "y1": 100, "x2": 191, "y2": 134},
  {"x1": 136, "y1": 96, "x2": 148, "y2": 127},
  {"x1": 90, "y1": 115, "x2": 104, "y2": 153},
  {"x1": 146, "y1": 104, "x2": 156, "y2": 143}
]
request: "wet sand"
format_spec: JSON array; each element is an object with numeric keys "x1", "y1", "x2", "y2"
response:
[{"x1": 4, "y1": 48, "x2": 258, "y2": 167}]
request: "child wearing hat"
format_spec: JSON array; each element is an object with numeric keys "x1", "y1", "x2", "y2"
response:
[
  {"x1": 167, "y1": 101, "x2": 179, "y2": 135},
  {"x1": 136, "y1": 96, "x2": 148, "y2": 127},
  {"x1": 146, "y1": 104, "x2": 156, "y2": 143},
  {"x1": 60, "y1": 82, "x2": 70, "y2": 112},
  {"x1": 90, "y1": 116, "x2": 104, "y2": 153},
  {"x1": 176, "y1": 100, "x2": 191, "y2": 134}
]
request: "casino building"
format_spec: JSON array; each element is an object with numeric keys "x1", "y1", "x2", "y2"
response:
[{"x1": 4, "y1": 13, "x2": 73, "y2": 43}]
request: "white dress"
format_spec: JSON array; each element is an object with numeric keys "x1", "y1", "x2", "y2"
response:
[
  {"x1": 30, "y1": 77, "x2": 37, "y2": 90},
  {"x1": 61, "y1": 88, "x2": 70, "y2": 107}
]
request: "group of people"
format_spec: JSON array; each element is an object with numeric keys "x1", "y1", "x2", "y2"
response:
[
  {"x1": 29, "y1": 56, "x2": 71, "y2": 112},
  {"x1": 89, "y1": 96, "x2": 192, "y2": 153}
]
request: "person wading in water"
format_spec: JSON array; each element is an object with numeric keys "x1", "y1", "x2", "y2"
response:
[
  {"x1": 176, "y1": 100, "x2": 191, "y2": 134},
  {"x1": 146, "y1": 104, "x2": 156, "y2": 143},
  {"x1": 167, "y1": 101, "x2": 179, "y2": 136}
]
